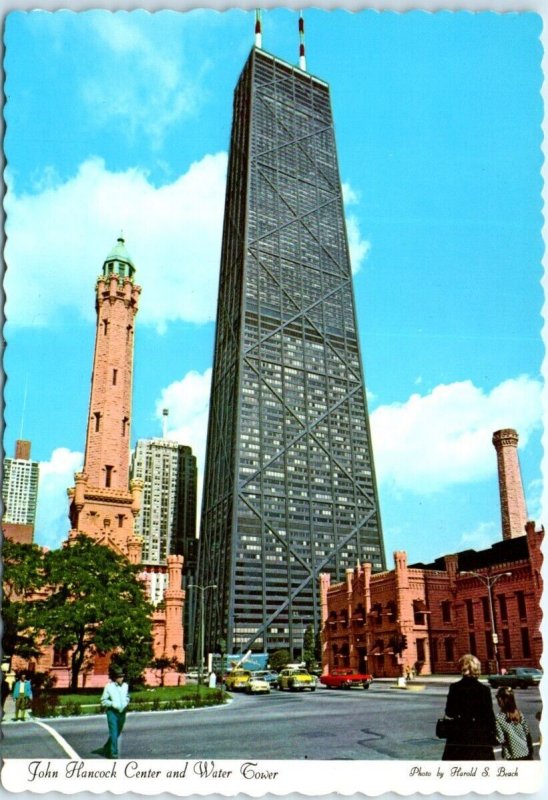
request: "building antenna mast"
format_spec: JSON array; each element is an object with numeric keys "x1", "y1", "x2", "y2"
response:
[
  {"x1": 299, "y1": 11, "x2": 306, "y2": 72},
  {"x1": 19, "y1": 373, "x2": 29, "y2": 440},
  {"x1": 255, "y1": 9, "x2": 262, "y2": 49},
  {"x1": 162, "y1": 408, "x2": 169, "y2": 439}
]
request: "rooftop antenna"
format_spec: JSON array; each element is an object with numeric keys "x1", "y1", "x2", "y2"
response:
[
  {"x1": 255, "y1": 9, "x2": 262, "y2": 49},
  {"x1": 19, "y1": 374, "x2": 29, "y2": 440},
  {"x1": 298, "y1": 11, "x2": 306, "y2": 72},
  {"x1": 162, "y1": 408, "x2": 169, "y2": 439}
]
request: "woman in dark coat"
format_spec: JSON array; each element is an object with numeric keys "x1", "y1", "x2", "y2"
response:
[{"x1": 442, "y1": 654, "x2": 496, "y2": 760}]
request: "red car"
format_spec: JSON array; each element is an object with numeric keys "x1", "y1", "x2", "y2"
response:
[{"x1": 320, "y1": 668, "x2": 373, "y2": 690}]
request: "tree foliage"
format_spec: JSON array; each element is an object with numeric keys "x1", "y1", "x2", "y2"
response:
[
  {"x1": 303, "y1": 624, "x2": 317, "y2": 670},
  {"x1": 19, "y1": 535, "x2": 154, "y2": 688},
  {"x1": 3, "y1": 539, "x2": 45, "y2": 597},
  {"x1": 150, "y1": 657, "x2": 175, "y2": 687},
  {"x1": 269, "y1": 649, "x2": 290, "y2": 671},
  {"x1": 2, "y1": 539, "x2": 46, "y2": 660}
]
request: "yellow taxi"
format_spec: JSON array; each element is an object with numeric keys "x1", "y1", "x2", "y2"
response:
[
  {"x1": 224, "y1": 669, "x2": 252, "y2": 691},
  {"x1": 277, "y1": 667, "x2": 316, "y2": 692}
]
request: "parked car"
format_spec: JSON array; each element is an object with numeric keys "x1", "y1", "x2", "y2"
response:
[
  {"x1": 278, "y1": 667, "x2": 316, "y2": 692},
  {"x1": 488, "y1": 667, "x2": 542, "y2": 689},
  {"x1": 320, "y1": 668, "x2": 373, "y2": 690},
  {"x1": 245, "y1": 675, "x2": 271, "y2": 694},
  {"x1": 253, "y1": 670, "x2": 279, "y2": 687},
  {"x1": 225, "y1": 669, "x2": 252, "y2": 691}
]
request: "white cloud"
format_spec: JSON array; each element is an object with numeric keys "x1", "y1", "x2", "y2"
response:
[
  {"x1": 342, "y1": 181, "x2": 360, "y2": 205},
  {"x1": 526, "y1": 477, "x2": 543, "y2": 524},
  {"x1": 5, "y1": 154, "x2": 227, "y2": 329},
  {"x1": 36, "y1": 448, "x2": 83, "y2": 550},
  {"x1": 370, "y1": 375, "x2": 543, "y2": 494},
  {"x1": 155, "y1": 368, "x2": 212, "y2": 467},
  {"x1": 346, "y1": 214, "x2": 371, "y2": 275},
  {"x1": 6, "y1": 153, "x2": 374, "y2": 326},
  {"x1": 83, "y1": 14, "x2": 201, "y2": 148},
  {"x1": 458, "y1": 521, "x2": 500, "y2": 552},
  {"x1": 342, "y1": 180, "x2": 370, "y2": 274}
]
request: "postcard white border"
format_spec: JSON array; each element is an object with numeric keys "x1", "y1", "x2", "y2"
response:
[
  {"x1": 1, "y1": 1, "x2": 546, "y2": 800},
  {"x1": 0, "y1": 758, "x2": 543, "y2": 796}
]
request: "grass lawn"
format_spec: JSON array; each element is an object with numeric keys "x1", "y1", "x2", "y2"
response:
[{"x1": 33, "y1": 684, "x2": 226, "y2": 718}]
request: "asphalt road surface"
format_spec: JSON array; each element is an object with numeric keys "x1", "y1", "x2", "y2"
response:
[{"x1": 2, "y1": 682, "x2": 542, "y2": 761}]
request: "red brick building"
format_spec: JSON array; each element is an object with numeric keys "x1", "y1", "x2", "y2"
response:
[{"x1": 320, "y1": 429, "x2": 543, "y2": 678}]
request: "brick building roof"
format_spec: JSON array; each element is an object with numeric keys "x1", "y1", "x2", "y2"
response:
[{"x1": 410, "y1": 534, "x2": 530, "y2": 572}]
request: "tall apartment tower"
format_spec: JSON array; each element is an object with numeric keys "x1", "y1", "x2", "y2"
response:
[
  {"x1": 2, "y1": 439, "x2": 39, "y2": 544},
  {"x1": 131, "y1": 438, "x2": 197, "y2": 603},
  {"x1": 67, "y1": 237, "x2": 143, "y2": 564},
  {"x1": 492, "y1": 428, "x2": 528, "y2": 540},
  {"x1": 197, "y1": 43, "x2": 385, "y2": 656}
]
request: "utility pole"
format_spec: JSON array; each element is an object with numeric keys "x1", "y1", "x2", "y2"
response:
[
  {"x1": 188, "y1": 583, "x2": 217, "y2": 685},
  {"x1": 462, "y1": 571, "x2": 512, "y2": 673}
]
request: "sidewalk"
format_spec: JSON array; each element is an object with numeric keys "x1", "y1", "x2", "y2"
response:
[
  {"x1": 375, "y1": 674, "x2": 463, "y2": 686},
  {"x1": 1, "y1": 695, "x2": 31, "y2": 724}
]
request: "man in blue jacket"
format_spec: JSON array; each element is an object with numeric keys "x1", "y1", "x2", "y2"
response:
[
  {"x1": 99, "y1": 666, "x2": 130, "y2": 758},
  {"x1": 13, "y1": 672, "x2": 33, "y2": 721}
]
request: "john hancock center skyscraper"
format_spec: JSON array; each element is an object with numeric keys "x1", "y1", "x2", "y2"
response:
[{"x1": 198, "y1": 35, "x2": 386, "y2": 658}]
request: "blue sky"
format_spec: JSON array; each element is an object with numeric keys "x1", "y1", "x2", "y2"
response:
[{"x1": 3, "y1": 8, "x2": 544, "y2": 563}]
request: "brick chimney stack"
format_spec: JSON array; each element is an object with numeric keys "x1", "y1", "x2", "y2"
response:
[{"x1": 492, "y1": 428, "x2": 528, "y2": 540}]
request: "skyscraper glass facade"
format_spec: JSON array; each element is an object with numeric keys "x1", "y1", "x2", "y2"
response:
[{"x1": 198, "y1": 47, "x2": 385, "y2": 656}]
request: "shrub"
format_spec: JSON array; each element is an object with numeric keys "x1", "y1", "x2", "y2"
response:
[
  {"x1": 61, "y1": 702, "x2": 82, "y2": 717},
  {"x1": 32, "y1": 692, "x2": 60, "y2": 718}
]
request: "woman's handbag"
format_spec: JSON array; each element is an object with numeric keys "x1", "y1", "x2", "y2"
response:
[{"x1": 436, "y1": 717, "x2": 454, "y2": 739}]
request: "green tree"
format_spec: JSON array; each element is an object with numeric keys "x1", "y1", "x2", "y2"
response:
[
  {"x1": 303, "y1": 624, "x2": 316, "y2": 670},
  {"x1": 28, "y1": 535, "x2": 154, "y2": 689},
  {"x1": 269, "y1": 649, "x2": 290, "y2": 671},
  {"x1": 315, "y1": 624, "x2": 322, "y2": 663},
  {"x1": 150, "y1": 657, "x2": 173, "y2": 687},
  {"x1": 2, "y1": 539, "x2": 46, "y2": 660}
]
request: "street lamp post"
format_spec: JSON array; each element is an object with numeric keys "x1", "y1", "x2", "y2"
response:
[
  {"x1": 188, "y1": 583, "x2": 217, "y2": 686},
  {"x1": 463, "y1": 570, "x2": 512, "y2": 674}
]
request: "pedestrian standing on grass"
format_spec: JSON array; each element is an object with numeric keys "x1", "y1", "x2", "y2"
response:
[
  {"x1": 495, "y1": 687, "x2": 534, "y2": 760},
  {"x1": 13, "y1": 672, "x2": 33, "y2": 721},
  {"x1": 99, "y1": 666, "x2": 129, "y2": 758}
]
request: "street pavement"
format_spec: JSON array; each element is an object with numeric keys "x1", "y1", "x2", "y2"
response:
[{"x1": 1, "y1": 680, "x2": 542, "y2": 761}]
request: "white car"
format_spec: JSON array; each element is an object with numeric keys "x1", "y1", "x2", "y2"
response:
[{"x1": 245, "y1": 676, "x2": 271, "y2": 694}]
